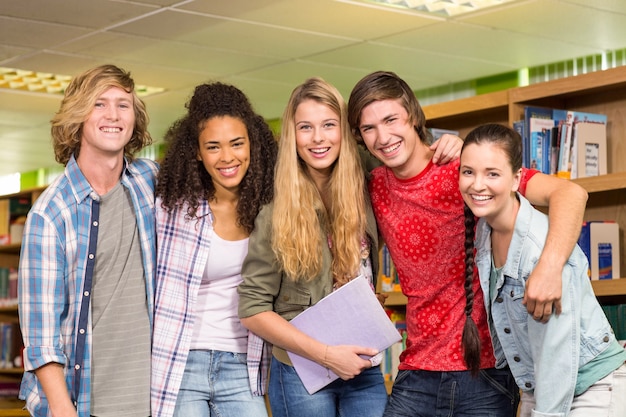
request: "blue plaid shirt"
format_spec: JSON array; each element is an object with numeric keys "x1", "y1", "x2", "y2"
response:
[{"x1": 18, "y1": 156, "x2": 158, "y2": 417}]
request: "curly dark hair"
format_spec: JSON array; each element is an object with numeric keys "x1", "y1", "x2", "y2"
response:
[{"x1": 156, "y1": 82, "x2": 277, "y2": 233}]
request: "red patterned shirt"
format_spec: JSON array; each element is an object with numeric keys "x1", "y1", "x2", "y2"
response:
[{"x1": 369, "y1": 159, "x2": 536, "y2": 371}]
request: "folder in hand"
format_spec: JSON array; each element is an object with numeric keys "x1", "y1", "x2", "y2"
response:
[{"x1": 287, "y1": 276, "x2": 401, "y2": 394}]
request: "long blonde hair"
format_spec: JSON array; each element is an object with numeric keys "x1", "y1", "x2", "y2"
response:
[{"x1": 272, "y1": 77, "x2": 366, "y2": 285}]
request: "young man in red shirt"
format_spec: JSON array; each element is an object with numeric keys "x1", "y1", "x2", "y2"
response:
[{"x1": 347, "y1": 71, "x2": 588, "y2": 417}]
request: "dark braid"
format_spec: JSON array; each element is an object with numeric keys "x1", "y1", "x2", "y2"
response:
[
  {"x1": 462, "y1": 204, "x2": 481, "y2": 376},
  {"x1": 459, "y1": 123, "x2": 523, "y2": 376}
]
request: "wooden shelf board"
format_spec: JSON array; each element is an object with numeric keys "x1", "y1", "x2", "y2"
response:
[
  {"x1": 383, "y1": 291, "x2": 407, "y2": 307},
  {"x1": 424, "y1": 90, "x2": 508, "y2": 120},
  {"x1": 0, "y1": 368, "x2": 22, "y2": 376},
  {"x1": 383, "y1": 278, "x2": 626, "y2": 307},
  {"x1": 0, "y1": 306, "x2": 17, "y2": 314},
  {"x1": 510, "y1": 67, "x2": 626, "y2": 103},
  {"x1": 0, "y1": 245, "x2": 20, "y2": 256},
  {"x1": 591, "y1": 278, "x2": 626, "y2": 297},
  {"x1": 572, "y1": 171, "x2": 626, "y2": 193},
  {"x1": 0, "y1": 398, "x2": 27, "y2": 416}
]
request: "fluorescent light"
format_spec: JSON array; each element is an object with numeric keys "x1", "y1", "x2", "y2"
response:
[
  {"x1": 344, "y1": 0, "x2": 519, "y2": 17},
  {"x1": 0, "y1": 67, "x2": 164, "y2": 97}
]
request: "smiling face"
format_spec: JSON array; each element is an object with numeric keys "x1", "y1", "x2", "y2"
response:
[
  {"x1": 79, "y1": 86, "x2": 135, "y2": 161},
  {"x1": 358, "y1": 98, "x2": 425, "y2": 179},
  {"x1": 294, "y1": 99, "x2": 342, "y2": 183},
  {"x1": 459, "y1": 141, "x2": 522, "y2": 225},
  {"x1": 197, "y1": 115, "x2": 250, "y2": 196}
]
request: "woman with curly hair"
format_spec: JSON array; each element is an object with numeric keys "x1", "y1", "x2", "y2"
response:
[
  {"x1": 151, "y1": 82, "x2": 277, "y2": 417},
  {"x1": 237, "y1": 77, "x2": 388, "y2": 417}
]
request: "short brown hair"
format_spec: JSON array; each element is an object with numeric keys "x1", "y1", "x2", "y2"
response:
[{"x1": 347, "y1": 71, "x2": 432, "y2": 144}]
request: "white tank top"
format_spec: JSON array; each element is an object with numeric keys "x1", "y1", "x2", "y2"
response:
[{"x1": 190, "y1": 230, "x2": 249, "y2": 353}]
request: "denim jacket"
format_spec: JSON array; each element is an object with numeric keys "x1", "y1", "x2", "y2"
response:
[{"x1": 474, "y1": 194, "x2": 622, "y2": 417}]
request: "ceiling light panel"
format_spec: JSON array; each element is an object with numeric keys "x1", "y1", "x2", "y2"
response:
[
  {"x1": 349, "y1": 0, "x2": 519, "y2": 17},
  {"x1": 0, "y1": 67, "x2": 164, "y2": 97}
]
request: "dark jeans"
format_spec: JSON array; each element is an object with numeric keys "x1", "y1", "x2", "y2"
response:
[{"x1": 383, "y1": 367, "x2": 519, "y2": 417}]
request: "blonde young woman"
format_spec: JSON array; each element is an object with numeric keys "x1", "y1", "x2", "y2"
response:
[{"x1": 237, "y1": 77, "x2": 388, "y2": 417}]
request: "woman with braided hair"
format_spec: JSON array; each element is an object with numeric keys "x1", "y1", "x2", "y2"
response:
[{"x1": 460, "y1": 123, "x2": 626, "y2": 417}]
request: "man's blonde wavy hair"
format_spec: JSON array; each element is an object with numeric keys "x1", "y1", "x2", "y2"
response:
[{"x1": 51, "y1": 64, "x2": 152, "y2": 165}]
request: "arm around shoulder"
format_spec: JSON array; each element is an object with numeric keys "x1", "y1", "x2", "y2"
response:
[{"x1": 522, "y1": 173, "x2": 588, "y2": 321}]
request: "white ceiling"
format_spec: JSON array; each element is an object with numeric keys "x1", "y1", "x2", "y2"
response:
[{"x1": 1, "y1": 0, "x2": 626, "y2": 177}]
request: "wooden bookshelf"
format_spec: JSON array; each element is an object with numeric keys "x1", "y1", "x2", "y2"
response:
[
  {"x1": 384, "y1": 278, "x2": 626, "y2": 308},
  {"x1": 0, "y1": 246, "x2": 20, "y2": 256},
  {"x1": 0, "y1": 187, "x2": 44, "y2": 415},
  {"x1": 0, "y1": 397, "x2": 28, "y2": 416}
]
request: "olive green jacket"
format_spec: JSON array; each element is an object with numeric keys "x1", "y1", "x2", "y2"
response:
[{"x1": 238, "y1": 193, "x2": 379, "y2": 324}]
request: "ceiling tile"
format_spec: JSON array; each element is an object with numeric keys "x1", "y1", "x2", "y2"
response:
[
  {"x1": 110, "y1": 10, "x2": 357, "y2": 58},
  {"x1": 179, "y1": 0, "x2": 438, "y2": 39},
  {"x1": 378, "y1": 21, "x2": 600, "y2": 68},
  {"x1": 462, "y1": 0, "x2": 626, "y2": 51},
  {"x1": 0, "y1": 17, "x2": 91, "y2": 48},
  {"x1": 306, "y1": 43, "x2": 515, "y2": 88},
  {"x1": 0, "y1": 45, "x2": 34, "y2": 62},
  {"x1": 59, "y1": 31, "x2": 283, "y2": 77},
  {"x1": 563, "y1": 0, "x2": 626, "y2": 14},
  {"x1": 5, "y1": 52, "x2": 103, "y2": 79},
  {"x1": 0, "y1": 0, "x2": 158, "y2": 28}
]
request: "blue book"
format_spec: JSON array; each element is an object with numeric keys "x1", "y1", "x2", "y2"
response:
[
  {"x1": 512, "y1": 120, "x2": 525, "y2": 167},
  {"x1": 523, "y1": 107, "x2": 552, "y2": 169},
  {"x1": 528, "y1": 117, "x2": 555, "y2": 173}
]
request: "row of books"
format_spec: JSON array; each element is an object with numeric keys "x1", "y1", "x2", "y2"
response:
[
  {"x1": 0, "y1": 267, "x2": 17, "y2": 307},
  {"x1": 0, "y1": 381, "x2": 19, "y2": 399},
  {"x1": 379, "y1": 309, "x2": 406, "y2": 382},
  {"x1": 0, "y1": 322, "x2": 22, "y2": 398},
  {"x1": 602, "y1": 304, "x2": 626, "y2": 342},
  {"x1": 379, "y1": 244, "x2": 400, "y2": 293},
  {"x1": 514, "y1": 106, "x2": 607, "y2": 179},
  {"x1": 0, "y1": 322, "x2": 22, "y2": 370},
  {"x1": 0, "y1": 196, "x2": 31, "y2": 245},
  {"x1": 578, "y1": 221, "x2": 621, "y2": 280}
]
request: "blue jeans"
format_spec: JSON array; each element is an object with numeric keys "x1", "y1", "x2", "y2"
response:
[
  {"x1": 173, "y1": 350, "x2": 268, "y2": 417},
  {"x1": 269, "y1": 357, "x2": 388, "y2": 417},
  {"x1": 383, "y1": 368, "x2": 519, "y2": 417}
]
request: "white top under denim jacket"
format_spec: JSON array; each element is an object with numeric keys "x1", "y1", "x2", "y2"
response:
[{"x1": 474, "y1": 193, "x2": 626, "y2": 417}]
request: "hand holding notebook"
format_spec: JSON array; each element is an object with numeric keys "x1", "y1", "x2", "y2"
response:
[{"x1": 287, "y1": 276, "x2": 401, "y2": 394}]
